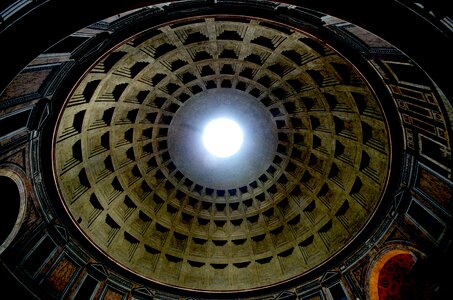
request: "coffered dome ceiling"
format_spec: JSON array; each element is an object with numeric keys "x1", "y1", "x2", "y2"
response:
[{"x1": 53, "y1": 15, "x2": 391, "y2": 293}]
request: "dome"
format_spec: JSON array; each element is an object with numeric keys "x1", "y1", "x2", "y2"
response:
[
  {"x1": 0, "y1": 1, "x2": 451, "y2": 299},
  {"x1": 53, "y1": 14, "x2": 392, "y2": 293}
]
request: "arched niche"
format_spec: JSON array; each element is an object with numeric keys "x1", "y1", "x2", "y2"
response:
[
  {"x1": 0, "y1": 167, "x2": 27, "y2": 255},
  {"x1": 367, "y1": 246, "x2": 436, "y2": 300}
]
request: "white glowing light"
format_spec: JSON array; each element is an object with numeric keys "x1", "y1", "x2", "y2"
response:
[{"x1": 203, "y1": 118, "x2": 243, "y2": 158}]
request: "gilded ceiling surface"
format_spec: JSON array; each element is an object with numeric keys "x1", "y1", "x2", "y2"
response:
[{"x1": 53, "y1": 17, "x2": 390, "y2": 292}]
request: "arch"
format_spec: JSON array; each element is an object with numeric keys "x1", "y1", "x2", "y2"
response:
[
  {"x1": 368, "y1": 248, "x2": 413, "y2": 300},
  {"x1": 366, "y1": 244, "x2": 438, "y2": 300},
  {"x1": 0, "y1": 166, "x2": 28, "y2": 255}
]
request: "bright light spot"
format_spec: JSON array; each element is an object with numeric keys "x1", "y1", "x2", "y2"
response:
[{"x1": 203, "y1": 118, "x2": 243, "y2": 158}]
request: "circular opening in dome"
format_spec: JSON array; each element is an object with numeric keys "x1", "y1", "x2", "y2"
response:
[{"x1": 202, "y1": 118, "x2": 244, "y2": 158}]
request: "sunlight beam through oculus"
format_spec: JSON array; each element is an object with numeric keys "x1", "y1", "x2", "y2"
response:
[{"x1": 203, "y1": 118, "x2": 244, "y2": 158}]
